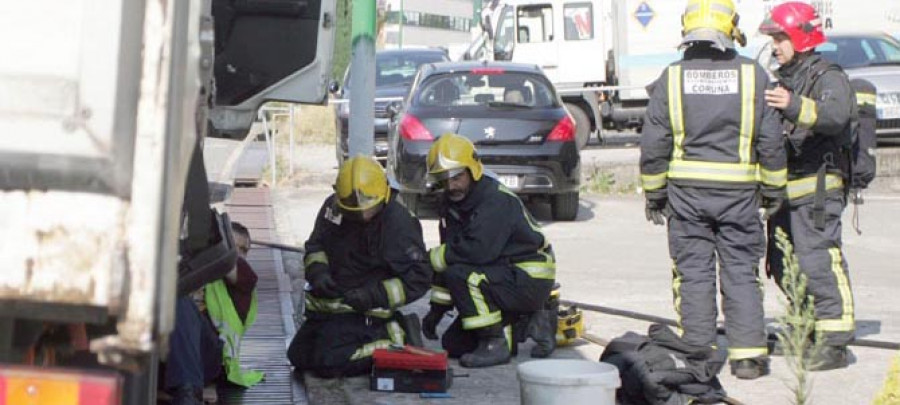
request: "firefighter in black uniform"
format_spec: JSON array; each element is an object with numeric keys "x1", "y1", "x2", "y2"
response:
[
  {"x1": 759, "y1": 1, "x2": 856, "y2": 371},
  {"x1": 420, "y1": 134, "x2": 556, "y2": 368},
  {"x1": 287, "y1": 156, "x2": 432, "y2": 378},
  {"x1": 640, "y1": 0, "x2": 787, "y2": 380}
]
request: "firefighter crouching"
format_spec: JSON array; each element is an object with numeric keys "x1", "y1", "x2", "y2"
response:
[
  {"x1": 640, "y1": 0, "x2": 787, "y2": 380},
  {"x1": 421, "y1": 134, "x2": 556, "y2": 368},
  {"x1": 759, "y1": 1, "x2": 856, "y2": 371},
  {"x1": 287, "y1": 156, "x2": 432, "y2": 378}
]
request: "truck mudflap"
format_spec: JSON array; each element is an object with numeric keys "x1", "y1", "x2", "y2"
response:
[{"x1": 176, "y1": 210, "x2": 238, "y2": 297}]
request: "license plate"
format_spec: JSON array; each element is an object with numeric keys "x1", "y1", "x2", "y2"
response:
[
  {"x1": 498, "y1": 175, "x2": 519, "y2": 189},
  {"x1": 878, "y1": 105, "x2": 900, "y2": 120}
]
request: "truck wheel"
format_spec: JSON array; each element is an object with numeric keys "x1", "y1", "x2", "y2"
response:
[
  {"x1": 400, "y1": 193, "x2": 419, "y2": 216},
  {"x1": 564, "y1": 103, "x2": 591, "y2": 149},
  {"x1": 551, "y1": 192, "x2": 579, "y2": 221}
]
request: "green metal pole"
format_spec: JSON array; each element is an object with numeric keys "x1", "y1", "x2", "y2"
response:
[
  {"x1": 348, "y1": 0, "x2": 376, "y2": 157},
  {"x1": 399, "y1": 0, "x2": 403, "y2": 49}
]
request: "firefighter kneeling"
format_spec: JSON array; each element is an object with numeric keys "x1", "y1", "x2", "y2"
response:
[
  {"x1": 421, "y1": 134, "x2": 557, "y2": 368},
  {"x1": 287, "y1": 156, "x2": 432, "y2": 378}
]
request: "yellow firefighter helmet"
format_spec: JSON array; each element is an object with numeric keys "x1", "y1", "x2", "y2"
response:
[
  {"x1": 426, "y1": 133, "x2": 484, "y2": 183},
  {"x1": 334, "y1": 155, "x2": 390, "y2": 213}
]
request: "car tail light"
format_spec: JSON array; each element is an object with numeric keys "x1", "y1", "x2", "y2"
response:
[
  {"x1": 547, "y1": 115, "x2": 576, "y2": 142},
  {"x1": 470, "y1": 67, "x2": 505, "y2": 75},
  {"x1": 399, "y1": 114, "x2": 434, "y2": 141},
  {"x1": 0, "y1": 366, "x2": 120, "y2": 405}
]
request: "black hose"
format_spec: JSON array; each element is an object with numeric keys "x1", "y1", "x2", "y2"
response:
[{"x1": 561, "y1": 299, "x2": 900, "y2": 351}]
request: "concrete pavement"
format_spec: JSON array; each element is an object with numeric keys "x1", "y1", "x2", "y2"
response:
[{"x1": 271, "y1": 179, "x2": 900, "y2": 404}]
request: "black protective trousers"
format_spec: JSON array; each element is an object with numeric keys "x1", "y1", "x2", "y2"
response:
[
  {"x1": 433, "y1": 263, "x2": 553, "y2": 354},
  {"x1": 767, "y1": 191, "x2": 855, "y2": 346},
  {"x1": 667, "y1": 185, "x2": 768, "y2": 360},
  {"x1": 287, "y1": 313, "x2": 404, "y2": 378}
]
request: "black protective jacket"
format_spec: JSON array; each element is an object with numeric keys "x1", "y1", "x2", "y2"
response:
[
  {"x1": 776, "y1": 53, "x2": 855, "y2": 180},
  {"x1": 433, "y1": 176, "x2": 553, "y2": 269},
  {"x1": 303, "y1": 194, "x2": 431, "y2": 311},
  {"x1": 641, "y1": 45, "x2": 787, "y2": 197}
]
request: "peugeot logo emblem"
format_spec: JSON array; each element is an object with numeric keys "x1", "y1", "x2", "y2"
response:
[{"x1": 484, "y1": 126, "x2": 496, "y2": 140}]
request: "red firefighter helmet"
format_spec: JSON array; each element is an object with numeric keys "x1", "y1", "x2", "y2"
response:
[{"x1": 758, "y1": 1, "x2": 825, "y2": 53}]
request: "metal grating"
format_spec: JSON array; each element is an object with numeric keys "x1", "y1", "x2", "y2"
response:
[{"x1": 221, "y1": 188, "x2": 306, "y2": 404}]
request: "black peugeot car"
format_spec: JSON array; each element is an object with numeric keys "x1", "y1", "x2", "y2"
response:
[
  {"x1": 332, "y1": 48, "x2": 450, "y2": 164},
  {"x1": 386, "y1": 61, "x2": 581, "y2": 221}
]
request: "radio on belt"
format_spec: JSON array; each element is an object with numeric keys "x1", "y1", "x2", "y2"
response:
[{"x1": 370, "y1": 345, "x2": 453, "y2": 393}]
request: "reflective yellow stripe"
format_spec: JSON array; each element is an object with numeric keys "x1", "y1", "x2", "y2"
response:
[
  {"x1": 304, "y1": 251, "x2": 328, "y2": 267},
  {"x1": 430, "y1": 286, "x2": 453, "y2": 305},
  {"x1": 798, "y1": 96, "x2": 818, "y2": 129},
  {"x1": 504, "y1": 324, "x2": 513, "y2": 351},
  {"x1": 817, "y1": 247, "x2": 855, "y2": 333},
  {"x1": 728, "y1": 347, "x2": 769, "y2": 360},
  {"x1": 462, "y1": 273, "x2": 502, "y2": 330},
  {"x1": 786, "y1": 174, "x2": 843, "y2": 200},
  {"x1": 305, "y1": 295, "x2": 354, "y2": 314},
  {"x1": 430, "y1": 244, "x2": 447, "y2": 272},
  {"x1": 668, "y1": 66, "x2": 686, "y2": 160},
  {"x1": 382, "y1": 278, "x2": 406, "y2": 308},
  {"x1": 671, "y1": 263, "x2": 684, "y2": 337},
  {"x1": 305, "y1": 295, "x2": 392, "y2": 318},
  {"x1": 641, "y1": 172, "x2": 668, "y2": 191},
  {"x1": 739, "y1": 64, "x2": 755, "y2": 163},
  {"x1": 366, "y1": 308, "x2": 393, "y2": 319},
  {"x1": 463, "y1": 311, "x2": 502, "y2": 330},
  {"x1": 668, "y1": 160, "x2": 758, "y2": 183},
  {"x1": 515, "y1": 261, "x2": 556, "y2": 280},
  {"x1": 386, "y1": 321, "x2": 405, "y2": 344},
  {"x1": 856, "y1": 92, "x2": 876, "y2": 106},
  {"x1": 349, "y1": 339, "x2": 393, "y2": 361},
  {"x1": 759, "y1": 167, "x2": 788, "y2": 188}
]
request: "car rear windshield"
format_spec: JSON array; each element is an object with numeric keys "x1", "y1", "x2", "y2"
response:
[
  {"x1": 819, "y1": 35, "x2": 900, "y2": 68},
  {"x1": 413, "y1": 71, "x2": 558, "y2": 108},
  {"x1": 346, "y1": 52, "x2": 448, "y2": 88}
]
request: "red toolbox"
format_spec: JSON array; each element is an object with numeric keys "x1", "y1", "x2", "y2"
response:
[{"x1": 370, "y1": 345, "x2": 452, "y2": 393}]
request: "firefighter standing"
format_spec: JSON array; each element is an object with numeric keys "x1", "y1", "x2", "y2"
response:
[
  {"x1": 421, "y1": 134, "x2": 556, "y2": 368},
  {"x1": 287, "y1": 156, "x2": 432, "y2": 378},
  {"x1": 640, "y1": 0, "x2": 787, "y2": 380},
  {"x1": 759, "y1": 1, "x2": 856, "y2": 371}
]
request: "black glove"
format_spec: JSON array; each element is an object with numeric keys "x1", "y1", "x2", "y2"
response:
[
  {"x1": 422, "y1": 305, "x2": 451, "y2": 340},
  {"x1": 306, "y1": 269, "x2": 340, "y2": 298},
  {"x1": 344, "y1": 288, "x2": 378, "y2": 312},
  {"x1": 645, "y1": 197, "x2": 668, "y2": 226},
  {"x1": 761, "y1": 196, "x2": 784, "y2": 221}
]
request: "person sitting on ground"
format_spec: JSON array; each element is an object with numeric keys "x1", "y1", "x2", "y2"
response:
[
  {"x1": 204, "y1": 221, "x2": 263, "y2": 387},
  {"x1": 163, "y1": 221, "x2": 262, "y2": 404},
  {"x1": 421, "y1": 134, "x2": 557, "y2": 368},
  {"x1": 287, "y1": 155, "x2": 432, "y2": 378}
]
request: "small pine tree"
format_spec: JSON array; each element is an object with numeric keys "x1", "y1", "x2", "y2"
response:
[{"x1": 773, "y1": 227, "x2": 824, "y2": 405}]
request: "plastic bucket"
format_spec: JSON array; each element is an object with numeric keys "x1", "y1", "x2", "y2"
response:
[{"x1": 517, "y1": 359, "x2": 620, "y2": 405}]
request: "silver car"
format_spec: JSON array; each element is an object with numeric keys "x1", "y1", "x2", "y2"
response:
[{"x1": 819, "y1": 32, "x2": 900, "y2": 138}]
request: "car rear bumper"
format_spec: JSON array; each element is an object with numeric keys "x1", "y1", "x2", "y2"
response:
[
  {"x1": 392, "y1": 141, "x2": 580, "y2": 195},
  {"x1": 876, "y1": 119, "x2": 900, "y2": 137}
]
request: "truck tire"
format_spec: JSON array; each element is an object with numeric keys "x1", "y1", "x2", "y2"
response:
[
  {"x1": 564, "y1": 103, "x2": 591, "y2": 150},
  {"x1": 400, "y1": 193, "x2": 419, "y2": 216},
  {"x1": 551, "y1": 192, "x2": 579, "y2": 221}
]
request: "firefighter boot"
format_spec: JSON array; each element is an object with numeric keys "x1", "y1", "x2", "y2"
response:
[
  {"x1": 459, "y1": 325, "x2": 510, "y2": 368},
  {"x1": 528, "y1": 309, "x2": 557, "y2": 358},
  {"x1": 810, "y1": 345, "x2": 850, "y2": 371},
  {"x1": 730, "y1": 356, "x2": 770, "y2": 380}
]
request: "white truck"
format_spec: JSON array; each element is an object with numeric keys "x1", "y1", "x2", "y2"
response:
[
  {"x1": 465, "y1": 0, "x2": 900, "y2": 147},
  {"x1": 0, "y1": 1, "x2": 334, "y2": 403}
]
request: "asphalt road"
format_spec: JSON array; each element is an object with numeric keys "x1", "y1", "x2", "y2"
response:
[{"x1": 271, "y1": 181, "x2": 900, "y2": 405}]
